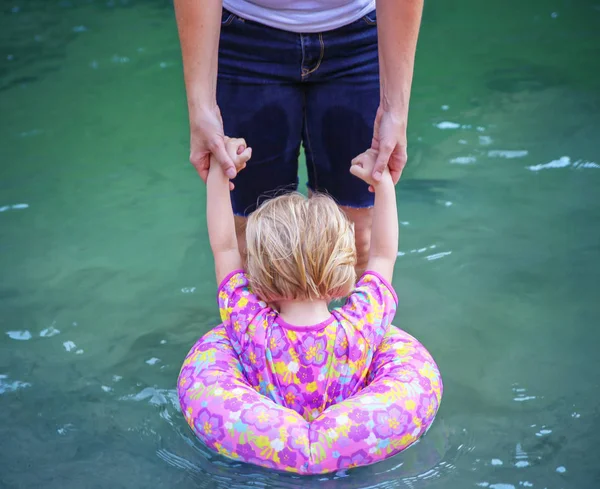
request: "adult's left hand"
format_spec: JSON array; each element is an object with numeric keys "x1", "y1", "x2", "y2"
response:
[{"x1": 369, "y1": 105, "x2": 408, "y2": 187}]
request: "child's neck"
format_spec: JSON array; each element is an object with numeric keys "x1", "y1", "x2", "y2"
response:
[{"x1": 276, "y1": 298, "x2": 331, "y2": 326}]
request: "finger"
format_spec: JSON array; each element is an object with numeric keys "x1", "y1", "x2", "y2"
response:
[
  {"x1": 235, "y1": 138, "x2": 247, "y2": 155},
  {"x1": 210, "y1": 139, "x2": 237, "y2": 179},
  {"x1": 373, "y1": 142, "x2": 393, "y2": 181},
  {"x1": 223, "y1": 137, "x2": 245, "y2": 155},
  {"x1": 349, "y1": 163, "x2": 369, "y2": 180},
  {"x1": 368, "y1": 185, "x2": 374, "y2": 193},
  {"x1": 229, "y1": 181, "x2": 235, "y2": 191},
  {"x1": 351, "y1": 152, "x2": 367, "y2": 167},
  {"x1": 239, "y1": 146, "x2": 252, "y2": 161},
  {"x1": 235, "y1": 147, "x2": 252, "y2": 168}
]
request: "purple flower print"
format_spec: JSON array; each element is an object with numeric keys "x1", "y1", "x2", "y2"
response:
[
  {"x1": 281, "y1": 384, "x2": 303, "y2": 413},
  {"x1": 297, "y1": 366, "x2": 314, "y2": 384},
  {"x1": 348, "y1": 424, "x2": 370, "y2": 442},
  {"x1": 241, "y1": 405, "x2": 281, "y2": 432},
  {"x1": 320, "y1": 417, "x2": 337, "y2": 430},
  {"x1": 236, "y1": 443, "x2": 256, "y2": 460},
  {"x1": 243, "y1": 301, "x2": 262, "y2": 318},
  {"x1": 243, "y1": 368, "x2": 259, "y2": 387},
  {"x1": 369, "y1": 382, "x2": 390, "y2": 394},
  {"x1": 337, "y1": 449, "x2": 372, "y2": 469},
  {"x1": 267, "y1": 328, "x2": 286, "y2": 358},
  {"x1": 178, "y1": 365, "x2": 197, "y2": 387},
  {"x1": 194, "y1": 409, "x2": 224, "y2": 442},
  {"x1": 373, "y1": 406, "x2": 409, "y2": 438},
  {"x1": 201, "y1": 369, "x2": 225, "y2": 386},
  {"x1": 289, "y1": 427, "x2": 310, "y2": 455},
  {"x1": 417, "y1": 393, "x2": 439, "y2": 421},
  {"x1": 418, "y1": 375, "x2": 432, "y2": 393},
  {"x1": 212, "y1": 359, "x2": 232, "y2": 371},
  {"x1": 278, "y1": 447, "x2": 297, "y2": 467},
  {"x1": 299, "y1": 334, "x2": 327, "y2": 367},
  {"x1": 242, "y1": 392, "x2": 257, "y2": 403},
  {"x1": 334, "y1": 329, "x2": 349, "y2": 358},
  {"x1": 304, "y1": 391, "x2": 324, "y2": 409},
  {"x1": 349, "y1": 344, "x2": 363, "y2": 362},
  {"x1": 327, "y1": 381, "x2": 342, "y2": 401},
  {"x1": 348, "y1": 408, "x2": 370, "y2": 424},
  {"x1": 219, "y1": 377, "x2": 239, "y2": 390},
  {"x1": 223, "y1": 397, "x2": 243, "y2": 412},
  {"x1": 242, "y1": 344, "x2": 265, "y2": 371}
]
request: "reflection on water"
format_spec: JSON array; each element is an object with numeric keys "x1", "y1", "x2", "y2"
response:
[{"x1": 1, "y1": 0, "x2": 600, "y2": 488}]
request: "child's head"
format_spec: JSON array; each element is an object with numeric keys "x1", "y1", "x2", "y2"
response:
[{"x1": 246, "y1": 192, "x2": 356, "y2": 303}]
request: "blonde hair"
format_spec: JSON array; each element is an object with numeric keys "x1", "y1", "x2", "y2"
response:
[{"x1": 246, "y1": 192, "x2": 356, "y2": 303}]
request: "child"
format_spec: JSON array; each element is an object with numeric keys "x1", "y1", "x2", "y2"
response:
[{"x1": 207, "y1": 137, "x2": 399, "y2": 422}]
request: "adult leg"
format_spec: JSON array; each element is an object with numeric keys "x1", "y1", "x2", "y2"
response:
[
  {"x1": 217, "y1": 10, "x2": 304, "y2": 259},
  {"x1": 302, "y1": 13, "x2": 381, "y2": 275}
]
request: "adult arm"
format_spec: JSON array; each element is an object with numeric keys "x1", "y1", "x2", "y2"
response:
[
  {"x1": 371, "y1": 0, "x2": 424, "y2": 184},
  {"x1": 173, "y1": 0, "x2": 237, "y2": 181}
]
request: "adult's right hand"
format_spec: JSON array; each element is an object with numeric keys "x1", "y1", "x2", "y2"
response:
[{"x1": 189, "y1": 105, "x2": 237, "y2": 183}]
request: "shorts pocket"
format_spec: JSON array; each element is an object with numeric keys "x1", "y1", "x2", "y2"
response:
[
  {"x1": 362, "y1": 9, "x2": 377, "y2": 25},
  {"x1": 221, "y1": 9, "x2": 235, "y2": 26}
]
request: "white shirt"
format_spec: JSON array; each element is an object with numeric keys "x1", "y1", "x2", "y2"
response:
[{"x1": 222, "y1": 0, "x2": 376, "y2": 33}]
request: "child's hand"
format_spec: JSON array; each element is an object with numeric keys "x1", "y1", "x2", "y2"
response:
[
  {"x1": 350, "y1": 149, "x2": 391, "y2": 189},
  {"x1": 224, "y1": 137, "x2": 252, "y2": 174}
]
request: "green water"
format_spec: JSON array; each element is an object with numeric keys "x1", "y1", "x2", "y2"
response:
[{"x1": 1, "y1": 0, "x2": 599, "y2": 488}]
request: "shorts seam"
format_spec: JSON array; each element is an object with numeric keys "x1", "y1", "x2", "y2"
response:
[{"x1": 301, "y1": 33, "x2": 325, "y2": 78}]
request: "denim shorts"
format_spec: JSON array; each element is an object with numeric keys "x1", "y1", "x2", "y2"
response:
[{"x1": 217, "y1": 9, "x2": 379, "y2": 215}]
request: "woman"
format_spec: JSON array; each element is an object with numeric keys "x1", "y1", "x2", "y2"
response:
[{"x1": 174, "y1": 0, "x2": 423, "y2": 272}]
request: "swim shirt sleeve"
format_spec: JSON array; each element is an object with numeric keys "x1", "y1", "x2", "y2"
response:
[
  {"x1": 217, "y1": 270, "x2": 266, "y2": 352},
  {"x1": 338, "y1": 271, "x2": 398, "y2": 349}
]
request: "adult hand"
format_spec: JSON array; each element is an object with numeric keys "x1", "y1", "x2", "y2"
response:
[
  {"x1": 189, "y1": 105, "x2": 237, "y2": 185},
  {"x1": 369, "y1": 105, "x2": 408, "y2": 188}
]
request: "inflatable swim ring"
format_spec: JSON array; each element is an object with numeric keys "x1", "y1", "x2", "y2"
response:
[{"x1": 178, "y1": 324, "x2": 442, "y2": 474}]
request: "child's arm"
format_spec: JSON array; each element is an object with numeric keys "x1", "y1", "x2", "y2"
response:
[
  {"x1": 350, "y1": 149, "x2": 398, "y2": 283},
  {"x1": 207, "y1": 138, "x2": 252, "y2": 284}
]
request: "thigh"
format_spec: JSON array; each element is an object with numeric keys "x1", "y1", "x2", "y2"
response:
[
  {"x1": 218, "y1": 10, "x2": 304, "y2": 215},
  {"x1": 302, "y1": 13, "x2": 379, "y2": 208}
]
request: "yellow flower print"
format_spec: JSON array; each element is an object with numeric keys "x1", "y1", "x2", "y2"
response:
[
  {"x1": 233, "y1": 320, "x2": 242, "y2": 333},
  {"x1": 419, "y1": 362, "x2": 438, "y2": 380},
  {"x1": 284, "y1": 414, "x2": 298, "y2": 424},
  {"x1": 405, "y1": 399, "x2": 416, "y2": 411},
  {"x1": 399, "y1": 433, "x2": 415, "y2": 447},
  {"x1": 238, "y1": 296, "x2": 248, "y2": 309}
]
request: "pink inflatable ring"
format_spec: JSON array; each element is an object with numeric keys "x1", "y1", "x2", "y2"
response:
[{"x1": 178, "y1": 324, "x2": 442, "y2": 474}]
